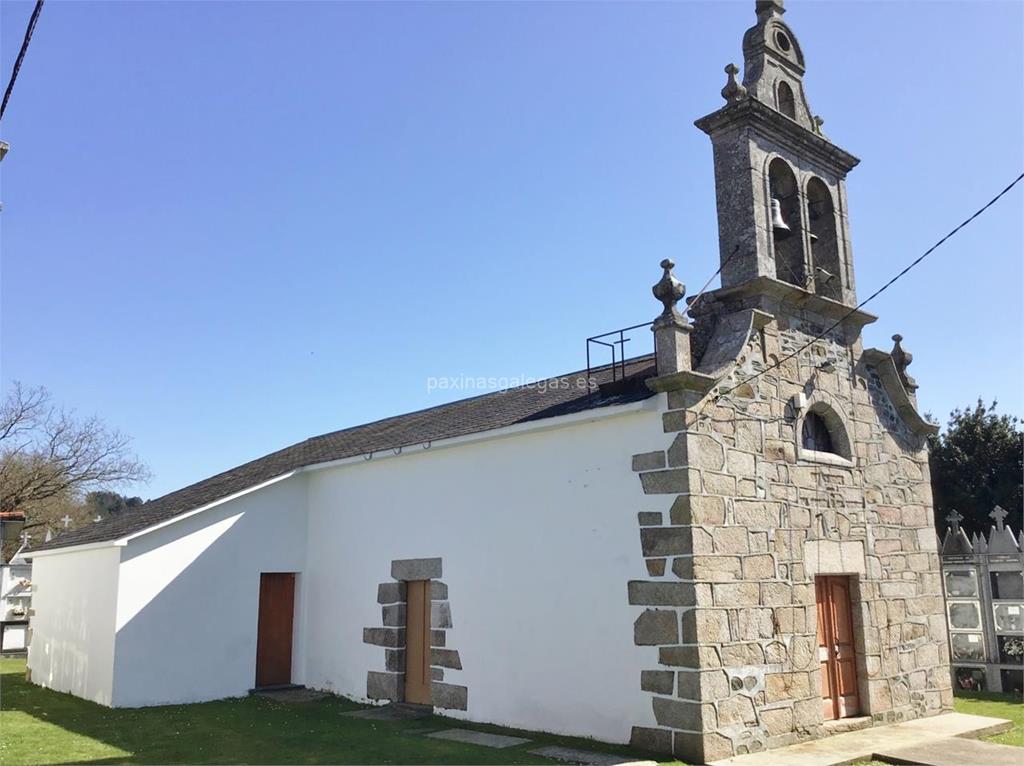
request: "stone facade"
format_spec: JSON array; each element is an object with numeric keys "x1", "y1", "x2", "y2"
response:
[
  {"x1": 627, "y1": 2, "x2": 952, "y2": 761},
  {"x1": 631, "y1": 307, "x2": 951, "y2": 761}
]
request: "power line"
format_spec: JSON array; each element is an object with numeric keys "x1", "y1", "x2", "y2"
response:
[
  {"x1": 1, "y1": 0, "x2": 45, "y2": 121},
  {"x1": 685, "y1": 244, "x2": 741, "y2": 317},
  {"x1": 711, "y1": 170, "x2": 1024, "y2": 403}
]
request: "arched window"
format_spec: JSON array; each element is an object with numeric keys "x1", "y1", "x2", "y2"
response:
[
  {"x1": 801, "y1": 412, "x2": 835, "y2": 454},
  {"x1": 768, "y1": 158, "x2": 805, "y2": 288},
  {"x1": 777, "y1": 81, "x2": 796, "y2": 119},
  {"x1": 807, "y1": 177, "x2": 842, "y2": 301}
]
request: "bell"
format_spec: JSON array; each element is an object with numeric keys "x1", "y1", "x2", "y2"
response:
[{"x1": 770, "y1": 198, "x2": 791, "y2": 239}]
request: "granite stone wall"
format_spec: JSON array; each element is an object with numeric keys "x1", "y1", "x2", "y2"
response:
[{"x1": 629, "y1": 305, "x2": 952, "y2": 762}]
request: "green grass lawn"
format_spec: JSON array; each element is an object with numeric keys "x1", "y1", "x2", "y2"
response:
[
  {"x1": 0, "y1": 658, "x2": 653, "y2": 766},
  {"x1": 954, "y1": 690, "x2": 1024, "y2": 747},
  {"x1": 1, "y1": 656, "x2": 1021, "y2": 766}
]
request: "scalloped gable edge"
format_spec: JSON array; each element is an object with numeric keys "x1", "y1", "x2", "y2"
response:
[{"x1": 861, "y1": 347, "x2": 939, "y2": 437}]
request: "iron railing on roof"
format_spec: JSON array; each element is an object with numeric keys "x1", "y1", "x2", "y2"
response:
[{"x1": 585, "y1": 321, "x2": 654, "y2": 394}]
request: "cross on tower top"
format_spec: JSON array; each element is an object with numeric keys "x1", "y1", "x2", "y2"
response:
[
  {"x1": 61, "y1": 514, "x2": 73, "y2": 529},
  {"x1": 990, "y1": 505, "x2": 1008, "y2": 531},
  {"x1": 945, "y1": 510, "x2": 963, "y2": 530}
]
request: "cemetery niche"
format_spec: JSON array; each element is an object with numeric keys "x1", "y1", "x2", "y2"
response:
[{"x1": 940, "y1": 507, "x2": 1024, "y2": 694}]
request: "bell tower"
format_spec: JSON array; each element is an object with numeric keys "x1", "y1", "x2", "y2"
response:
[{"x1": 695, "y1": 0, "x2": 860, "y2": 306}]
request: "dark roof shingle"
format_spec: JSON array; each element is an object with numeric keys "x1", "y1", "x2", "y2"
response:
[{"x1": 34, "y1": 356, "x2": 656, "y2": 552}]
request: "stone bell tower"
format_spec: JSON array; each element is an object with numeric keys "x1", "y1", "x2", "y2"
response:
[
  {"x1": 695, "y1": 0, "x2": 859, "y2": 306},
  {"x1": 627, "y1": 3, "x2": 951, "y2": 762}
]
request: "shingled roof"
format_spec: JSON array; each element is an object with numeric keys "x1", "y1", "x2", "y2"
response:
[{"x1": 34, "y1": 356, "x2": 657, "y2": 552}]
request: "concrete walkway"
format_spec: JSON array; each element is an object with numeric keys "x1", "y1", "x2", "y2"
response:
[
  {"x1": 708, "y1": 712, "x2": 1013, "y2": 766},
  {"x1": 880, "y1": 736, "x2": 1021, "y2": 766}
]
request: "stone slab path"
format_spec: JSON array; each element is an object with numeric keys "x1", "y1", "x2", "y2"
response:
[
  {"x1": 707, "y1": 712, "x2": 1013, "y2": 766},
  {"x1": 340, "y1": 705, "x2": 431, "y2": 721},
  {"x1": 528, "y1": 745, "x2": 656, "y2": 765},
  {"x1": 426, "y1": 728, "x2": 532, "y2": 749},
  {"x1": 253, "y1": 687, "x2": 328, "y2": 703},
  {"x1": 877, "y1": 736, "x2": 1022, "y2": 766}
]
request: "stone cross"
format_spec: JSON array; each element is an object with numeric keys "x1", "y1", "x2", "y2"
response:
[
  {"x1": 945, "y1": 510, "x2": 963, "y2": 530},
  {"x1": 61, "y1": 514, "x2": 72, "y2": 529},
  {"x1": 990, "y1": 505, "x2": 1008, "y2": 532}
]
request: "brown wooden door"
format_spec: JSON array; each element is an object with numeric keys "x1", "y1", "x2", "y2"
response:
[
  {"x1": 404, "y1": 580, "x2": 432, "y2": 705},
  {"x1": 816, "y1": 575, "x2": 860, "y2": 719},
  {"x1": 255, "y1": 572, "x2": 295, "y2": 688}
]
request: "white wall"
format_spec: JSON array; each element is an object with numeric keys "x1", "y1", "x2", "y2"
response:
[
  {"x1": 111, "y1": 476, "x2": 308, "y2": 706},
  {"x1": 27, "y1": 546, "x2": 121, "y2": 705},
  {"x1": 303, "y1": 405, "x2": 666, "y2": 744},
  {"x1": 26, "y1": 400, "x2": 670, "y2": 746}
]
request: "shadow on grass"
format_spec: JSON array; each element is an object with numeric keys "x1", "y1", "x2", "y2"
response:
[{"x1": 0, "y1": 659, "x2": 666, "y2": 766}]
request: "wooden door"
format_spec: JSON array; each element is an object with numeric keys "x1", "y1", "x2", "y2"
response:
[
  {"x1": 404, "y1": 580, "x2": 432, "y2": 705},
  {"x1": 255, "y1": 573, "x2": 295, "y2": 688},
  {"x1": 816, "y1": 575, "x2": 860, "y2": 719}
]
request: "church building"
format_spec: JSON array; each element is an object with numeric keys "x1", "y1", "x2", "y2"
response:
[{"x1": 27, "y1": 3, "x2": 951, "y2": 762}]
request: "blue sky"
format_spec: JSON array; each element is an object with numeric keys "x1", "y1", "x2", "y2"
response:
[{"x1": 2, "y1": 1, "x2": 1021, "y2": 501}]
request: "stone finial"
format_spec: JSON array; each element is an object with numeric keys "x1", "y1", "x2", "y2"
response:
[
  {"x1": 890, "y1": 334, "x2": 919, "y2": 393},
  {"x1": 755, "y1": 0, "x2": 784, "y2": 19},
  {"x1": 945, "y1": 510, "x2": 963, "y2": 530},
  {"x1": 650, "y1": 259, "x2": 692, "y2": 377},
  {"x1": 721, "y1": 63, "x2": 748, "y2": 104},
  {"x1": 652, "y1": 259, "x2": 686, "y2": 323},
  {"x1": 990, "y1": 505, "x2": 1008, "y2": 532}
]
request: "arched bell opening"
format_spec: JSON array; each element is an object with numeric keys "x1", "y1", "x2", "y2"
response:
[
  {"x1": 807, "y1": 177, "x2": 842, "y2": 301},
  {"x1": 777, "y1": 80, "x2": 797, "y2": 120},
  {"x1": 768, "y1": 158, "x2": 805, "y2": 288}
]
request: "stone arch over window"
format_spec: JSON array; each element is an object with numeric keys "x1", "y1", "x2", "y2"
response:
[
  {"x1": 807, "y1": 177, "x2": 842, "y2": 301},
  {"x1": 768, "y1": 157, "x2": 805, "y2": 288},
  {"x1": 797, "y1": 400, "x2": 852, "y2": 463},
  {"x1": 776, "y1": 80, "x2": 796, "y2": 119}
]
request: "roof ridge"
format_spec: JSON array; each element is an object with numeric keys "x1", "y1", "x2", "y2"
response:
[
  {"x1": 305, "y1": 353, "x2": 656, "y2": 445},
  {"x1": 32, "y1": 353, "x2": 656, "y2": 552}
]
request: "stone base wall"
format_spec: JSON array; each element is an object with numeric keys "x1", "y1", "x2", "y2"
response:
[
  {"x1": 363, "y1": 557, "x2": 467, "y2": 710},
  {"x1": 629, "y1": 307, "x2": 952, "y2": 762}
]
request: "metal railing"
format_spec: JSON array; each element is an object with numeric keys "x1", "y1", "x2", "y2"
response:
[{"x1": 585, "y1": 321, "x2": 654, "y2": 393}]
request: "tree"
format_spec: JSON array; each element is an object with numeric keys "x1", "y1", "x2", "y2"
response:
[
  {"x1": 0, "y1": 382, "x2": 150, "y2": 544},
  {"x1": 928, "y1": 399, "x2": 1023, "y2": 537},
  {"x1": 83, "y1": 490, "x2": 144, "y2": 520}
]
